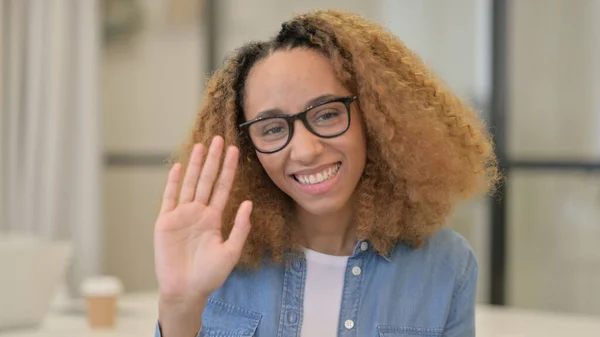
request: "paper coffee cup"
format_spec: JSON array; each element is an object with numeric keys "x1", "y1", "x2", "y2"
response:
[{"x1": 80, "y1": 276, "x2": 123, "y2": 328}]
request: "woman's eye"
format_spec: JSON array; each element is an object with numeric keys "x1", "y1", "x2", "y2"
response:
[
  {"x1": 263, "y1": 126, "x2": 285, "y2": 135},
  {"x1": 316, "y1": 111, "x2": 341, "y2": 121}
]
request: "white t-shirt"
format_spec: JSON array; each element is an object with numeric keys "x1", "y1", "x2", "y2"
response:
[{"x1": 300, "y1": 248, "x2": 349, "y2": 337}]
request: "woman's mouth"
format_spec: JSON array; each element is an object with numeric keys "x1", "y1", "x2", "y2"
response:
[
  {"x1": 291, "y1": 162, "x2": 342, "y2": 195},
  {"x1": 292, "y1": 162, "x2": 341, "y2": 185}
]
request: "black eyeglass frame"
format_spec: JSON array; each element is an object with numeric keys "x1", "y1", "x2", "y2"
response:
[{"x1": 238, "y1": 95, "x2": 358, "y2": 154}]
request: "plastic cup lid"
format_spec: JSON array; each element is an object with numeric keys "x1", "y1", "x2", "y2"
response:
[{"x1": 80, "y1": 276, "x2": 123, "y2": 296}]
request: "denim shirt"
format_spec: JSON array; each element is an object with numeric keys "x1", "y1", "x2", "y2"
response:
[{"x1": 155, "y1": 228, "x2": 477, "y2": 337}]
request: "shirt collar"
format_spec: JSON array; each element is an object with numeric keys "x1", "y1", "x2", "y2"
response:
[
  {"x1": 351, "y1": 239, "x2": 395, "y2": 262},
  {"x1": 380, "y1": 245, "x2": 395, "y2": 262}
]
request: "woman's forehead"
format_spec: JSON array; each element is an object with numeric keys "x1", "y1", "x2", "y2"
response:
[{"x1": 243, "y1": 49, "x2": 349, "y2": 120}]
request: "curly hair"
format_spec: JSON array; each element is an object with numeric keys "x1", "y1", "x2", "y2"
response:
[{"x1": 176, "y1": 9, "x2": 499, "y2": 267}]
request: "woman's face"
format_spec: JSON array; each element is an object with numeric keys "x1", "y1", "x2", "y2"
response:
[{"x1": 243, "y1": 48, "x2": 367, "y2": 216}]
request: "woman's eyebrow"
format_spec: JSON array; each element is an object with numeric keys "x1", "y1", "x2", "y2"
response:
[
  {"x1": 303, "y1": 94, "x2": 337, "y2": 108},
  {"x1": 254, "y1": 94, "x2": 338, "y2": 120},
  {"x1": 255, "y1": 108, "x2": 285, "y2": 119}
]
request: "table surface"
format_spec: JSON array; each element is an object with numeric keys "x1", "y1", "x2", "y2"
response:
[{"x1": 2, "y1": 292, "x2": 600, "y2": 337}]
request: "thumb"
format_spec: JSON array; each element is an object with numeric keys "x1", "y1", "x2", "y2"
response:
[{"x1": 224, "y1": 201, "x2": 252, "y2": 254}]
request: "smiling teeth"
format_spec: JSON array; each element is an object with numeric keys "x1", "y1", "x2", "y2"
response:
[{"x1": 295, "y1": 163, "x2": 341, "y2": 185}]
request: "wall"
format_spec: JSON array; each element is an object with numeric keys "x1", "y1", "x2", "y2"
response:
[
  {"x1": 506, "y1": 0, "x2": 600, "y2": 315},
  {"x1": 102, "y1": 0, "x2": 203, "y2": 291}
]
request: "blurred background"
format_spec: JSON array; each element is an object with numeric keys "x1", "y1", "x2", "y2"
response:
[{"x1": 1, "y1": 0, "x2": 600, "y2": 323}]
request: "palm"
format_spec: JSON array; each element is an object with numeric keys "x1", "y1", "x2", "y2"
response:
[{"x1": 154, "y1": 137, "x2": 252, "y2": 301}]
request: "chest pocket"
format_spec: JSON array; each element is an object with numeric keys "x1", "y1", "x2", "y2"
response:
[
  {"x1": 201, "y1": 297, "x2": 262, "y2": 337},
  {"x1": 377, "y1": 325, "x2": 443, "y2": 337}
]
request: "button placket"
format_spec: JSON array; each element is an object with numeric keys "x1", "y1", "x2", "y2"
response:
[
  {"x1": 277, "y1": 254, "x2": 306, "y2": 337},
  {"x1": 338, "y1": 256, "x2": 364, "y2": 335}
]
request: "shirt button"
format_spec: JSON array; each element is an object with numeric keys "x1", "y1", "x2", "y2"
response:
[
  {"x1": 344, "y1": 319, "x2": 354, "y2": 329},
  {"x1": 360, "y1": 242, "x2": 369, "y2": 251},
  {"x1": 287, "y1": 311, "x2": 298, "y2": 324},
  {"x1": 352, "y1": 266, "x2": 362, "y2": 276}
]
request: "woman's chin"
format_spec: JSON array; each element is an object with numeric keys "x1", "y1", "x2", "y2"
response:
[{"x1": 293, "y1": 197, "x2": 349, "y2": 217}]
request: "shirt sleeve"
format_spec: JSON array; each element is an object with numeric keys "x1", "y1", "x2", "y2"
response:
[
  {"x1": 155, "y1": 321, "x2": 204, "y2": 337},
  {"x1": 443, "y1": 251, "x2": 478, "y2": 337},
  {"x1": 155, "y1": 321, "x2": 161, "y2": 337}
]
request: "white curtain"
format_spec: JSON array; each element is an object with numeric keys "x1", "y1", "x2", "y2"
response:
[{"x1": 0, "y1": 0, "x2": 102, "y2": 295}]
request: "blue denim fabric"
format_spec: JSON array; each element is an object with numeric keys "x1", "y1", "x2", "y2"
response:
[{"x1": 155, "y1": 228, "x2": 477, "y2": 337}]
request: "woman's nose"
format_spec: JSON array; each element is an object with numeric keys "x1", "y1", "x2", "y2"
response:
[{"x1": 288, "y1": 120, "x2": 324, "y2": 164}]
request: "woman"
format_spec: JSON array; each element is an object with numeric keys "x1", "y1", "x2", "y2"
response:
[{"x1": 154, "y1": 9, "x2": 498, "y2": 337}]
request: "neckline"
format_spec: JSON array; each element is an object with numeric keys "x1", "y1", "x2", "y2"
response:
[{"x1": 302, "y1": 247, "x2": 350, "y2": 266}]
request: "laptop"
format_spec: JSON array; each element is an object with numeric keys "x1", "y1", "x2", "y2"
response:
[{"x1": 0, "y1": 235, "x2": 72, "y2": 329}]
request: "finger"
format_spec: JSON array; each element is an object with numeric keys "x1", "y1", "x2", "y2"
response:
[
  {"x1": 209, "y1": 146, "x2": 240, "y2": 211},
  {"x1": 160, "y1": 163, "x2": 182, "y2": 214},
  {"x1": 194, "y1": 136, "x2": 224, "y2": 203},
  {"x1": 179, "y1": 144, "x2": 206, "y2": 203},
  {"x1": 225, "y1": 201, "x2": 253, "y2": 254}
]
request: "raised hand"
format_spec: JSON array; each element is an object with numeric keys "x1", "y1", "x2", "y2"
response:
[{"x1": 154, "y1": 136, "x2": 252, "y2": 336}]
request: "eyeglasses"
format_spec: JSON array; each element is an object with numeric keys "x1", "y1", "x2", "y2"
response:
[{"x1": 239, "y1": 95, "x2": 357, "y2": 154}]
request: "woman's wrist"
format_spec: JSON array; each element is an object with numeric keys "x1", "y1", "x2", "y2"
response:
[{"x1": 158, "y1": 294, "x2": 207, "y2": 337}]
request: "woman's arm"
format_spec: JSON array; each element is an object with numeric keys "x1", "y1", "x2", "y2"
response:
[
  {"x1": 155, "y1": 295, "x2": 207, "y2": 337},
  {"x1": 153, "y1": 140, "x2": 253, "y2": 337}
]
